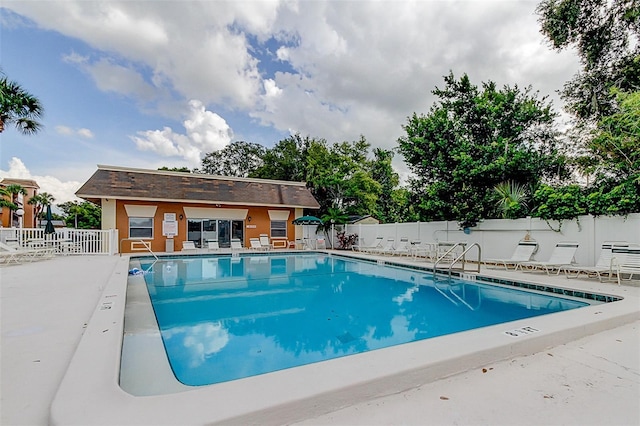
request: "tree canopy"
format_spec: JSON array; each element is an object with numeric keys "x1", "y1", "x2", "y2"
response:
[
  {"x1": 397, "y1": 72, "x2": 568, "y2": 227},
  {"x1": 537, "y1": 0, "x2": 640, "y2": 121},
  {"x1": 198, "y1": 141, "x2": 266, "y2": 177}
]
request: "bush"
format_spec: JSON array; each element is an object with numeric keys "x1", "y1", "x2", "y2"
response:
[{"x1": 336, "y1": 231, "x2": 358, "y2": 250}]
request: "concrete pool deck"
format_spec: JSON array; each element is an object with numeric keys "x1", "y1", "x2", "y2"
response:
[{"x1": 1, "y1": 253, "x2": 639, "y2": 425}]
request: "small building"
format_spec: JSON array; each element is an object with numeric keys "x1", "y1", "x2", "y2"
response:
[
  {"x1": 75, "y1": 165, "x2": 320, "y2": 253},
  {"x1": 0, "y1": 178, "x2": 40, "y2": 228},
  {"x1": 347, "y1": 215, "x2": 380, "y2": 225}
]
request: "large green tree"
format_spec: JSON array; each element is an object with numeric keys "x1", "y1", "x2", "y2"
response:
[
  {"x1": 0, "y1": 73, "x2": 44, "y2": 135},
  {"x1": 397, "y1": 73, "x2": 568, "y2": 227},
  {"x1": 584, "y1": 90, "x2": 640, "y2": 215},
  {"x1": 198, "y1": 141, "x2": 266, "y2": 177},
  {"x1": 58, "y1": 201, "x2": 101, "y2": 229},
  {"x1": 537, "y1": 0, "x2": 640, "y2": 122}
]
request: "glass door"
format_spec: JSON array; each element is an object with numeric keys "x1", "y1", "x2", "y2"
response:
[
  {"x1": 218, "y1": 220, "x2": 231, "y2": 248},
  {"x1": 187, "y1": 219, "x2": 202, "y2": 247}
]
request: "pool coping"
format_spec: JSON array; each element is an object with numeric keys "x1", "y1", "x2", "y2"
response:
[{"x1": 50, "y1": 252, "x2": 640, "y2": 425}]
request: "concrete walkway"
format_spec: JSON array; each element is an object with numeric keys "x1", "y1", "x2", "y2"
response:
[
  {"x1": 1, "y1": 255, "x2": 639, "y2": 425},
  {"x1": 1, "y1": 255, "x2": 120, "y2": 426}
]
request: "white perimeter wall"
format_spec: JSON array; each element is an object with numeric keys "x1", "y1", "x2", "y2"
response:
[{"x1": 338, "y1": 213, "x2": 640, "y2": 267}]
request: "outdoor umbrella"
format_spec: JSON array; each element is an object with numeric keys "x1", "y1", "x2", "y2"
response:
[
  {"x1": 44, "y1": 204, "x2": 55, "y2": 235},
  {"x1": 291, "y1": 215, "x2": 323, "y2": 225},
  {"x1": 292, "y1": 216, "x2": 323, "y2": 248}
]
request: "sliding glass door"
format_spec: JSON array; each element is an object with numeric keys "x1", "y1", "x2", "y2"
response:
[{"x1": 186, "y1": 219, "x2": 243, "y2": 248}]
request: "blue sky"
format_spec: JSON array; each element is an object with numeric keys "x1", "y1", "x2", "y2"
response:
[{"x1": 0, "y1": 1, "x2": 579, "y2": 204}]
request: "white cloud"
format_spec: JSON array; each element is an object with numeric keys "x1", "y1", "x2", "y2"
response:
[
  {"x1": 55, "y1": 125, "x2": 95, "y2": 139},
  {"x1": 4, "y1": 0, "x2": 581, "y2": 179},
  {"x1": 0, "y1": 158, "x2": 82, "y2": 204},
  {"x1": 131, "y1": 100, "x2": 233, "y2": 166},
  {"x1": 64, "y1": 55, "x2": 158, "y2": 101}
]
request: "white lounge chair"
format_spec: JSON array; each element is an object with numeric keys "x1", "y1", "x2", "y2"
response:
[
  {"x1": 182, "y1": 241, "x2": 197, "y2": 252},
  {"x1": 259, "y1": 234, "x2": 272, "y2": 250},
  {"x1": 392, "y1": 237, "x2": 411, "y2": 256},
  {"x1": 372, "y1": 238, "x2": 395, "y2": 255},
  {"x1": 249, "y1": 238, "x2": 264, "y2": 250},
  {"x1": 207, "y1": 240, "x2": 219, "y2": 251},
  {"x1": 354, "y1": 236, "x2": 384, "y2": 253},
  {"x1": 0, "y1": 241, "x2": 54, "y2": 262},
  {"x1": 562, "y1": 242, "x2": 630, "y2": 280},
  {"x1": 516, "y1": 241, "x2": 579, "y2": 275},
  {"x1": 411, "y1": 241, "x2": 437, "y2": 259},
  {"x1": 610, "y1": 246, "x2": 640, "y2": 285},
  {"x1": 316, "y1": 238, "x2": 326, "y2": 249},
  {"x1": 231, "y1": 238, "x2": 243, "y2": 250},
  {"x1": 485, "y1": 240, "x2": 538, "y2": 270}
]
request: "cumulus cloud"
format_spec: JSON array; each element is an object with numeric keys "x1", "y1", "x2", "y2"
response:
[
  {"x1": 0, "y1": 158, "x2": 82, "y2": 204},
  {"x1": 131, "y1": 100, "x2": 233, "y2": 166},
  {"x1": 5, "y1": 1, "x2": 580, "y2": 173}
]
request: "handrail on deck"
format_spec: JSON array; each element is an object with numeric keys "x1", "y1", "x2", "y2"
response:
[
  {"x1": 119, "y1": 238, "x2": 158, "y2": 260},
  {"x1": 433, "y1": 242, "x2": 482, "y2": 279}
]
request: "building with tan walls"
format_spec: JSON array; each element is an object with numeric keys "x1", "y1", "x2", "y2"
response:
[{"x1": 75, "y1": 165, "x2": 320, "y2": 253}]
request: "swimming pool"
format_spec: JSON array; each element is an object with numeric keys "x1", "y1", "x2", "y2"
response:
[
  {"x1": 124, "y1": 253, "x2": 589, "y2": 389},
  {"x1": 52, "y1": 252, "x2": 637, "y2": 425}
]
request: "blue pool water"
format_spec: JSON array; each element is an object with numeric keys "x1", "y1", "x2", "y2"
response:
[{"x1": 139, "y1": 253, "x2": 589, "y2": 386}]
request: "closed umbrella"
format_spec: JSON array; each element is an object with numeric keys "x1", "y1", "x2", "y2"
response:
[{"x1": 44, "y1": 204, "x2": 55, "y2": 235}]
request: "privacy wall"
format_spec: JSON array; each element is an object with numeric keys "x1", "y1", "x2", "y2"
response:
[{"x1": 342, "y1": 214, "x2": 640, "y2": 267}]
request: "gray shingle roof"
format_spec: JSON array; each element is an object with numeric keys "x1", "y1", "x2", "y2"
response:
[{"x1": 76, "y1": 165, "x2": 320, "y2": 209}]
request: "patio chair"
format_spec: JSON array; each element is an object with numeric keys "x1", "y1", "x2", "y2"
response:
[
  {"x1": 231, "y1": 238, "x2": 244, "y2": 251},
  {"x1": 392, "y1": 237, "x2": 411, "y2": 256},
  {"x1": 372, "y1": 238, "x2": 395, "y2": 255},
  {"x1": 610, "y1": 246, "x2": 640, "y2": 285},
  {"x1": 515, "y1": 241, "x2": 579, "y2": 275},
  {"x1": 207, "y1": 240, "x2": 219, "y2": 251},
  {"x1": 182, "y1": 241, "x2": 197, "y2": 252},
  {"x1": 562, "y1": 242, "x2": 630, "y2": 281},
  {"x1": 259, "y1": 234, "x2": 272, "y2": 250},
  {"x1": 485, "y1": 240, "x2": 538, "y2": 270},
  {"x1": 0, "y1": 241, "x2": 54, "y2": 262},
  {"x1": 353, "y1": 236, "x2": 384, "y2": 252},
  {"x1": 316, "y1": 237, "x2": 327, "y2": 249},
  {"x1": 0, "y1": 249, "x2": 23, "y2": 265},
  {"x1": 411, "y1": 241, "x2": 437, "y2": 260},
  {"x1": 249, "y1": 238, "x2": 264, "y2": 250}
]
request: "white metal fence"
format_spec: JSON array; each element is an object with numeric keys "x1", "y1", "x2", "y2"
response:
[
  {"x1": 339, "y1": 214, "x2": 640, "y2": 267},
  {"x1": 0, "y1": 228, "x2": 118, "y2": 255}
]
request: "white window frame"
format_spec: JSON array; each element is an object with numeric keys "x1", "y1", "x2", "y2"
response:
[
  {"x1": 270, "y1": 220, "x2": 287, "y2": 238},
  {"x1": 129, "y1": 217, "x2": 154, "y2": 239}
]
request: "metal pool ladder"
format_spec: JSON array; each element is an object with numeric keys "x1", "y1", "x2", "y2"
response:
[
  {"x1": 119, "y1": 238, "x2": 158, "y2": 261},
  {"x1": 433, "y1": 242, "x2": 481, "y2": 279}
]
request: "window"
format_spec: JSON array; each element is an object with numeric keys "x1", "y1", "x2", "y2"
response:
[
  {"x1": 271, "y1": 220, "x2": 287, "y2": 238},
  {"x1": 129, "y1": 217, "x2": 153, "y2": 238}
]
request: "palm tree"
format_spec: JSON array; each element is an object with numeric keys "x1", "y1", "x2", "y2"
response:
[
  {"x1": 0, "y1": 73, "x2": 44, "y2": 135},
  {"x1": 28, "y1": 192, "x2": 55, "y2": 227},
  {"x1": 320, "y1": 207, "x2": 349, "y2": 248},
  {"x1": 494, "y1": 181, "x2": 529, "y2": 219}
]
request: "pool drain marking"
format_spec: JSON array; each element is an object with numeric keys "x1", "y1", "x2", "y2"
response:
[{"x1": 504, "y1": 326, "x2": 540, "y2": 337}]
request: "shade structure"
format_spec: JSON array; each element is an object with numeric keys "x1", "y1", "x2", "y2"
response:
[
  {"x1": 292, "y1": 216, "x2": 323, "y2": 249},
  {"x1": 44, "y1": 204, "x2": 55, "y2": 234},
  {"x1": 291, "y1": 215, "x2": 323, "y2": 225}
]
